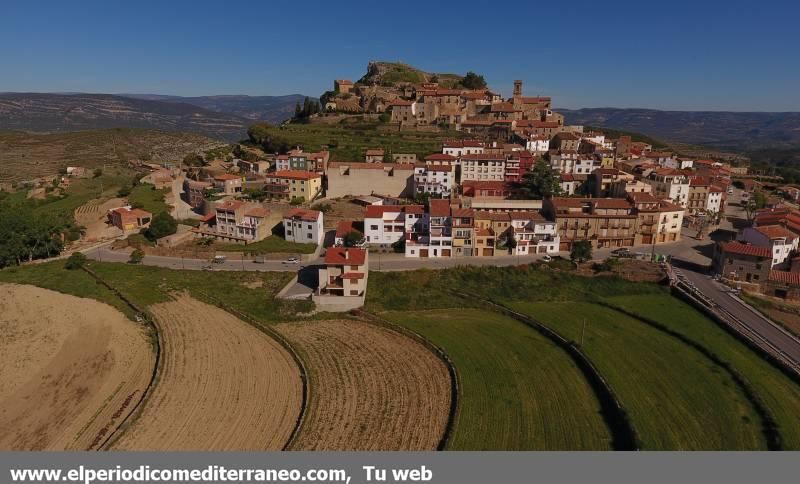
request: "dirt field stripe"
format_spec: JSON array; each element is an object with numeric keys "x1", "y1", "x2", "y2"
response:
[
  {"x1": 191, "y1": 291, "x2": 309, "y2": 451},
  {"x1": 78, "y1": 267, "x2": 162, "y2": 451},
  {"x1": 356, "y1": 310, "x2": 459, "y2": 450}
]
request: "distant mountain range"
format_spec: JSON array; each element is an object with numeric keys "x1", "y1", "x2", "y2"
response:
[
  {"x1": 0, "y1": 92, "x2": 306, "y2": 142},
  {"x1": 562, "y1": 108, "x2": 800, "y2": 151},
  {"x1": 119, "y1": 94, "x2": 305, "y2": 123}
]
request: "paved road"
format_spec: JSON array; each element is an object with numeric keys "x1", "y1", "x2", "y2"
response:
[{"x1": 679, "y1": 269, "x2": 800, "y2": 367}]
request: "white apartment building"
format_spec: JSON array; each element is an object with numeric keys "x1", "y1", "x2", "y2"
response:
[
  {"x1": 509, "y1": 212, "x2": 560, "y2": 255},
  {"x1": 363, "y1": 205, "x2": 425, "y2": 247},
  {"x1": 645, "y1": 169, "x2": 690, "y2": 208},
  {"x1": 707, "y1": 186, "x2": 724, "y2": 214},
  {"x1": 460, "y1": 154, "x2": 506, "y2": 181},
  {"x1": 405, "y1": 199, "x2": 452, "y2": 258},
  {"x1": 526, "y1": 135, "x2": 551, "y2": 153},
  {"x1": 282, "y1": 208, "x2": 324, "y2": 246},
  {"x1": 414, "y1": 164, "x2": 455, "y2": 197}
]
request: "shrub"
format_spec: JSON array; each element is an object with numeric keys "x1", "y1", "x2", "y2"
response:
[
  {"x1": 64, "y1": 252, "x2": 87, "y2": 270},
  {"x1": 129, "y1": 249, "x2": 145, "y2": 264}
]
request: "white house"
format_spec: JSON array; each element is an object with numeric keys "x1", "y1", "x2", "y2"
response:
[
  {"x1": 274, "y1": 155, "x2": 290, "y2": 172},
  {"x1": 282, "y1": 208, "x2": 324, "y2": 246},
  {"x1": 442, "y1": 140, "x2": 484, "y2": 157},
  {"x1": 414, "y1": 164, "x2": 455, "y2": 197},
  {"x1": 364, "y1": 205, "x2": 425, "y2": 247},
  {"x1": 707, "y1": 186, "x2": 724, "y2": 214},
  {"x1": 738, "y1": 225, "x2": 798, "y2": 268},
  {"x1": 525, "y1": 135, "x2": 551, "y2": 153},
  {"x1": 460, "y1": 154, "x2": 506, "y2": 182},
  {"x1": 509, "y1": 212, "x2": 560, "y2": 255}
]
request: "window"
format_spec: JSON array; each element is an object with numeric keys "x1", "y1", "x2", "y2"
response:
[
  {"x1": 370, "y1": 225, "x2": 378, "y2": 230},
  {"x1": 307, "y1": 234, "x2": 312, "y2": 239},
  {"x1": 350, "y1": 290, "x2": 359, "y2": 296}
]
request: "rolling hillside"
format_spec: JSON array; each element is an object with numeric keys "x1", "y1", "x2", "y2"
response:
[
  {"x1": 563, "y1": 108, "x2": 800, "y2": 151},
  {"x1": 0, "y1": 93, "x2": 250, "y2": 141},
  {"x1": 120, "y1": 94, "x2": 305, "y2": 123}
]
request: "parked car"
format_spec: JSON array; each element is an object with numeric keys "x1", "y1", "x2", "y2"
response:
[
  {"x1": 541, "y1": 255, "x2": 553, "y2": 262},
  {"x1": 212, "y1": 255, "x2": 226, "y2": 264},
  {"x1": 285, "y1": 257, "x2": 299, "y2": 264},
  {"x1": 611, "y1": 248, "x2": 631, "y2": 256}
]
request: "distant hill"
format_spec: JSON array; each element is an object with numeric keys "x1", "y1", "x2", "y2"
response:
[
  {"x1": 563, "y1": 108, "x2": 800, "y2": 151},
  {"x1": 120, "y1": 94, "x2": 306, "y2": 124},
  {"x1": 0, "y1": 93, "x2": 250, "y2": 141}
]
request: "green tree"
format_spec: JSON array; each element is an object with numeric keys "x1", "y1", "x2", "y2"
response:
[
  {"x1": 129, "y1": 249, "x2": 145, "y2": 264},
  {"x1": 144, "y1": 212, "x2": 177, "y2": 241},
  {"x1": 343, "y1": 231, "x2": 364, "y2": 247},
  {"x1": 461, "y1": 71, "x2": 487, "y2": 89},
  {"x1": 64, "y1": 252, "x2": 87, "y2": 270},
  {"x1": 570, "y1": 240, "x2": 593, "y2": 263},
  {"x1": 391, "y1": 238, "x2": 406, "y2": 253},
  {"x1": 93, "y1": 168, "x2": 103, "y2": 178},
  {"x1": 513, "y1": 159, "x2": 562, "y2": 199},
  {"x1": 182, "y1": 153, "x2": 206, "y2": 167}
]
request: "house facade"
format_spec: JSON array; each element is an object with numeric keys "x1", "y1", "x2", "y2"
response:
[{"x1": 282, "y1": 208, "x2": 324, "y2": 246}]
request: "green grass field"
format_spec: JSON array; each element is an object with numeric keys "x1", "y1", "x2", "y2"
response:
[
  {"x1": 250, "y1": 122, "x2": 463, "y2": 161},
  {"x1": 0, "y1": 260, "x2": 310, "y2": 322},
  {"x1": 128, "y1": 184, "x2": 170, "y2": 215},
  {"x1": 217, "y1": 236, "x2": 317, "y2": 254},
  {"x1": 510, "y1": 301, "x2": 767, "y2": 450},
  {"x1": 606, "y1": 294, "x2": 800, "y2": 449},
  {"x1": 384, "y1": 309, "x2": 612, "y2": 450}
]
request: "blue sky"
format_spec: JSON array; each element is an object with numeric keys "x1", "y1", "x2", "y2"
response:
[{"x1": 1, "y1": 0, "x2": 798, "y2": 111}]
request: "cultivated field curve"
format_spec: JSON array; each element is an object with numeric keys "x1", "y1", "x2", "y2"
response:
[
  {"x1": 113, "y1": 294, "x2": 302, "y2": 450},
  {"x1": 0, "y1": 283, "x2": 155, "y2": 450},
  {"x1": 276, "y1": 319, "x2": 451, "y2": 450}
]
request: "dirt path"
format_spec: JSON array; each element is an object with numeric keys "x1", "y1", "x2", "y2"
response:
[
  {"x1": 276, "y1": 320, "x2": 451, "y2": 450},
  {"x1": 0, "y1": 284, "x2": 154, "y2": 450},
  {"x1": 113, "y1": 294, "x2": 302, "y2": 450}
]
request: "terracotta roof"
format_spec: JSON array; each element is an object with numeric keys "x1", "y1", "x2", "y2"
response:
[
  {"x1": 475, "y1": 228, "x2": 494, "y2": 236},
  {"x1": 272, "y1": 170, "x2": 321, "y2": 180},
  {"x1": 451, "y1": 207, "x2": 475, "y2": 218},
  {"x1": 389, "y1": 100, "x2": 413, "y2": 106},
  {"x1": 755, "y1": 225, "x2": 797, "y2": 241},
  {"x1": 245, "y1": 207, "x2": 270, "y2": 218},
  {"x1": 428, "y1": 199, "x2": 451, "y2": 217},
  {"x1": 283, "y1": 208, "x2": 320, "y2": 222},
  {"x1": 769, "y1": 271, "x2": 800, "y2": 285},
  {"x1": 216, "y1": 200, "x2": 245, "y2": 211},
  {"x1": 425, "y1": 153, "x2": 456, "y2": 161},
  {"x1": 325, "y1": 248, "x2": 367, "y2": 265},
  {"x1": 365, "y1": 149, "x2": 385, "y2": 156},
  {"x1": 721, "y1": 241, "x2": 771, "y2": 258},
  {"x1": 404, "y1": 205, "x2": 425, "y2": 214},
  {"x1": 510, "y1": 211, "x2": 545, "y2": 221},
  {"x1": 461, "y1": 153, "x2": 507, "y2": 161},
  {"x1": 490, "y1": 102, "x2": 519, "y2": 112},
  {"x1": 593, "y1": 199, "x2": 633, "y2": 210},
  {"x1": 475, "y1": 211, "x2": 511, "y2": 221},
  {"x1": 336, "y1": 220, "x2": 362, "y2": 238},
  {"x1": 336, "y1": 79, "x2": 353, "y2": 85},
  {"x1": 364, "y1": 205, "x2": 402, "y2": 218},
  {"x1": 214, "y1": 174, "x2": 241, "y2": 181},
  {"x1": 341, "y1": 272, "x2": 366, "y2": 280},
  {"x1": 560, "y1": 174, "x2": 575, "y2": 182},
  {"x1": 110, "y1": 206, "x2": 152, "y2": 218}
]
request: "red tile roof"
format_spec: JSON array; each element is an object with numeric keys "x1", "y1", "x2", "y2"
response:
[
  {"x1": 216, "y1": 200, "x2": 246, "y2": 211},
  {"x1": 769, "y1": 271, "x2": 800, "y2": 285},
  {"x1": 245, "y1": 207, "x2": 270, "y2": 218},
  {"x1": 755, "y1": 225, "x2": 797, "y2": 241},
  {"x1": 721, "y1": 241, "x2": 771, "y2": 258},
  {"x1": 428, "y1": 199, "x2": 451, "y2": 217},
  {"x1": 284, "y1": 208, "x2": 320, "y2": 222},
  {"x1": 336, "y1": 220, "x2": 362, "y2": 238},
  {"x1": 341, "y1": 272, "x2": 365, "y2": 280},
  {"x1": 425, "y1": 153, "x2": 456, "y2": 161},
  {"x1": 364, "y1": 205, "x2": 403, "y2": 218},
  {"x1": 272, "y1": 170, "x2": 321, "y2": 180},
  {"x1": 325, "y1": 248, "x2": 367, "y2": 265},
  {"x1": 214, "y1": 174, "x2": 241, "y2": 181}
]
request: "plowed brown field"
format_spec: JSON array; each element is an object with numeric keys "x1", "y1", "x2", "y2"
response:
[
  {"x1": 276, "y1": 320, "x2": 451, "y2": 450},
  {"x1": 113, "y1": 294, "x2": 302, "y2": 450},
  {"x1": 0, "y1": 284, "x2": 154, "y2": 450}
]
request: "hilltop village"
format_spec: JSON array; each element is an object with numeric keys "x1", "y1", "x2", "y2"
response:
[{"x1": 16, "y1": 66, "x2": 800, "y2": 309}]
